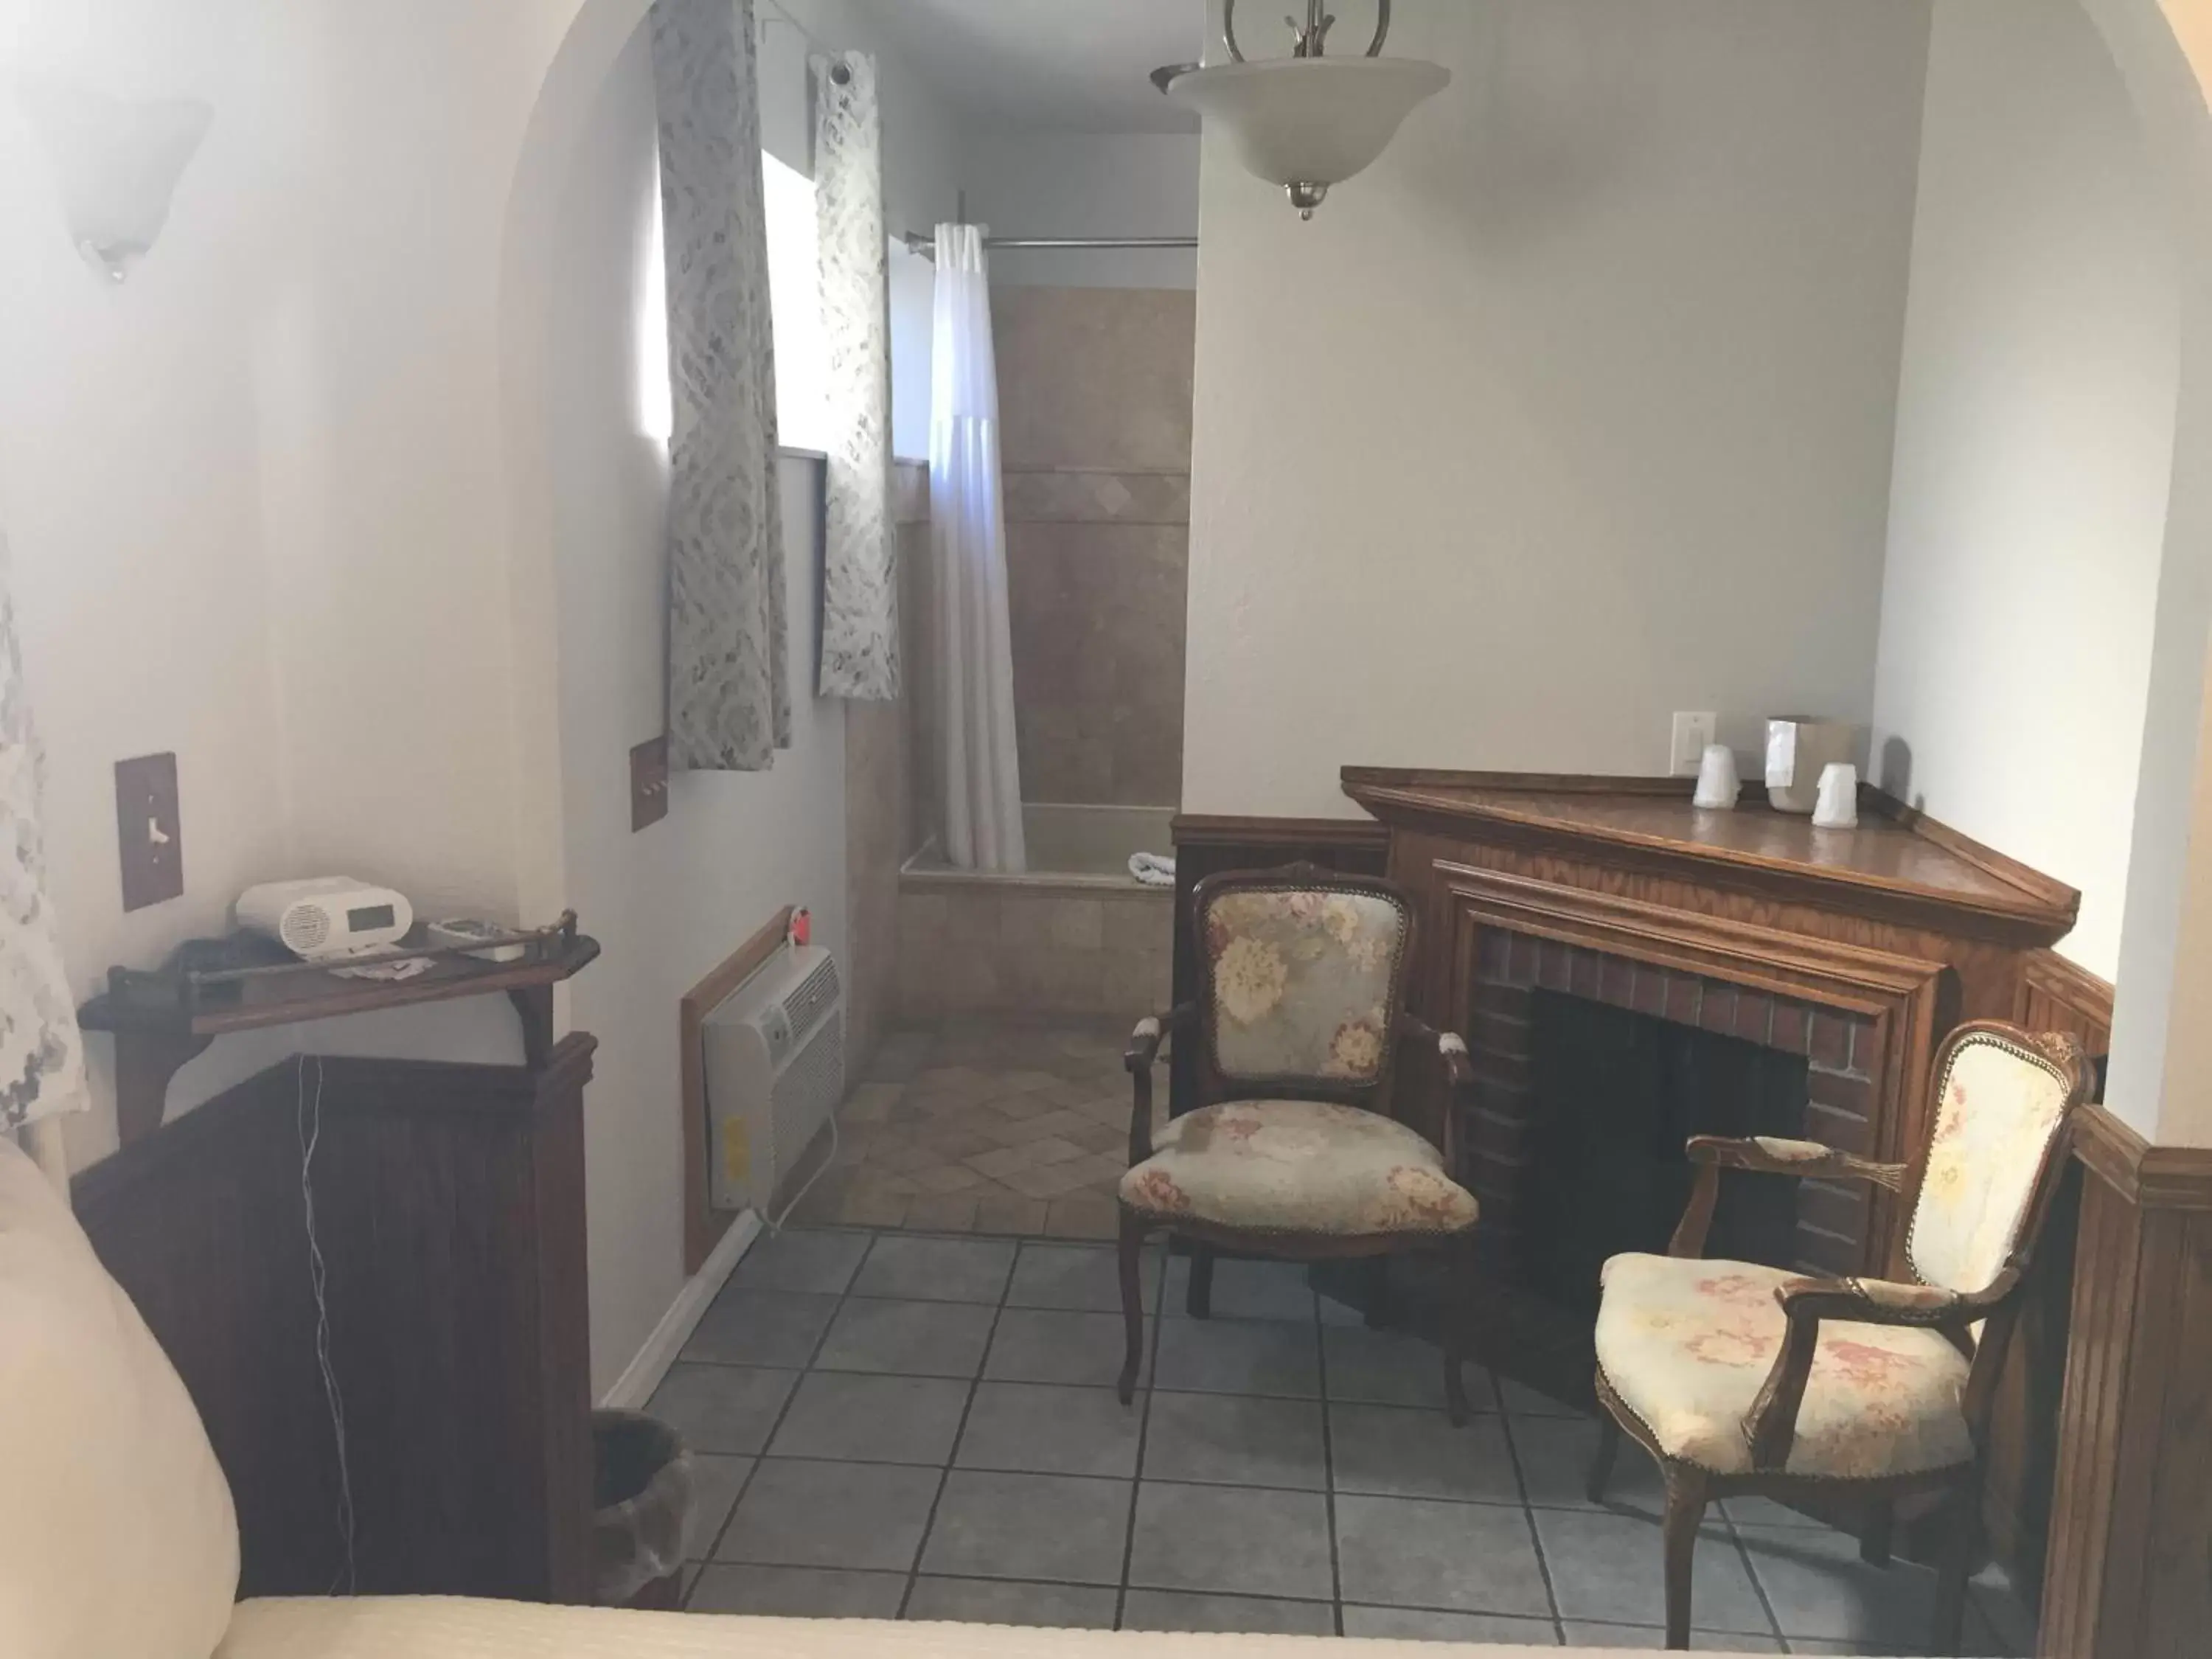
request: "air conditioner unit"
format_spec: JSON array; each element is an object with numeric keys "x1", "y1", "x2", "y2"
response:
[{"x1": 703, "y1": 942, "x2": 846, "y2": 1216}]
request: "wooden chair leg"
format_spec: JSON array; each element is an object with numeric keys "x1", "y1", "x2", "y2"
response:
[
  {"x1": 1930, "y1": 1482, "x2": 1978, "y2": 1657},
  {"x1": 1186, "y1": 1242, "x2": 1215, "y2": 1318},
  {"x1": 1116, "y1": 1211, "x2": 1147, "y2": 1405},
  {"x1": 1440, "y1": 1239, "x2": 1469, "y2": 1427},
  {"x1": 1660, "y1": 1465, "x2": 1708, "y2": 1652},
  {"x1": 1587, "y1": 1412, "x2": 1623, "y2": 1504},
  {"x1": 1860, "y1": 1498, "x2": 1893, "y2": 1568}
]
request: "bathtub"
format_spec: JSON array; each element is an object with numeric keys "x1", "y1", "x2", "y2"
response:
[{"x1": 897, "y1": 804, "x2": 1177, "y2": 1019}]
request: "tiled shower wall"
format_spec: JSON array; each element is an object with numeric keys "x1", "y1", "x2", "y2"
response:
[{"x1": 994, "y1": 286, "x2": 1194, "y2": 807}]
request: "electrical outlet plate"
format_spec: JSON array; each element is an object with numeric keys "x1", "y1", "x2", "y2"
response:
[
  {"x1": 1670, "y1": 712, "x2": 1718, "y2": 777},
  {"x1": 630, "y1": 735, "x2": 669, "y2": 832},
  {"x1": 114, "y1": 751, "x2": 184, "y2": 911}
]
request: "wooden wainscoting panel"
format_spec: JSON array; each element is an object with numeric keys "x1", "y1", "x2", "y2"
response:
[
  {"x1": 2017, "y1": 949, "x2": 2115, "y2": 1062},
  {"x1": 680, "y1": 905, "x2": 793, "y2": 1271},
  {"x1": 2038, "y1": 1106, "x2": 2212, "y2": 1659},
  {"x1": 1168, "y1": 815, "x2": 1391, "y2": 1113}
]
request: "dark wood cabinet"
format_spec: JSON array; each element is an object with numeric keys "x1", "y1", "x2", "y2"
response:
[{"x1": 72, "y1": 1035, "x2": 598, "y2": 1604}]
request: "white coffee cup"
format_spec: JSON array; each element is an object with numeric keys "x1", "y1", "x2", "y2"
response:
[
  {"x1": 1692, "y1": 744, "x2": 1740, "y2": 810},
  {"x1": 1812, "y1": 762, "x2": 1860, "y2": 830}
]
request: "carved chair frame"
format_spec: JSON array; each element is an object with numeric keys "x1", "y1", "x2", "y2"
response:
[
  {"x1": 1115, "y1": 864, "x2": 1481, "y2": 1422},
  {"x1": 1587, "y1": 1020, "x2": 2093, "y2": 1652}
]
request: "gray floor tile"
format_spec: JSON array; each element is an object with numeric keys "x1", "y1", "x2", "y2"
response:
[
  {"x1": 1537, "y1": 1509, "x2": 1773, "y2": 1636},
  {"x1": 682, "y1": 1453, "x2": 752, "y2": 1560},
  {"x1": 683, "y1": 1288, "x2": 841, "y2": 1368},
  {"x1": 715, "y1": 1458, "x2": 940, "y2": 1571},
  {"x1": 1120, "y1": 1590, "x2": 1337, "y2": 1635},
  {"x1": 1163, "y1": 1254, "x2": 1320, "y2": 1321},
  {"x1": 1498, "y1": 1374, "x2": 1586, "y2": 1417},
  {"x1": 1719, "y1": 1495, "x2": 1825, "y2": 1530},
  {"x1": 1141, "y1": 1391, "x2": 1327, "y2": 1490},
  {"x1": 985, "y1": 1307, "x2": 1140, "y2": 1387},
  {"x1": 1152, "y1": 1315, "x2": 1320, "y2": 1398},
  {"x1": 1733, "y1": 1524, "x2": 1944, "y2": 1649},
  {"x1": 732, "y1": 1228, "x2": 872, "y2": 1295},
  {"x1": 814, "y1": 1296, "x2": 998, "y2": 1377},
  {"x1": 855, "y1": 1233, "x2": 1017, "y2": 1303},
  {"x1": 1007, "y1": 1241, "x2": 1157, "y2": 1312},
  {"x1": 956, "y1": 1382, "x2": 1144, "y2": 1478},
  {"x1": 1127, "y1": 1481, "x2": 1335, "y2": 1600},
  {"x1": 1562, "y1": 1622, "x2": 1783, "y2": 1651},
  {"x1": 903, "y1": 1576, "x2": 1119, "y2": 1629},
  {"x1": 768, "y1": 1371, "x2": 972, "y2": 1464},
  {"x1": 1322, "y1": 1324, "x2": 1491, "y2": 1411},
  {"x1": 1343, "y1": 1606, "x2": 1562, "y2": 1644},
  {"x1": 686, "y1": 1563, "x2": 908, "y2": 1618},
  {"x1": 1335, "y1": 1492, "x2": 1554, "y2": 1618},
  {"x1": 647, "y1": 1363, "x2": 796, "y2": 1456},
  {"x1": 1329, "y1": 1404, "x2": 1523, "y2": 1503},
  {"x1": 1513, "y1": 1413, "x2": 1667, "y2": 1514},
  {"x1": 917, "y1": 1470, "x2": 1133, "y2": 1585},
  {"x1": 680, "y1": 1562, "x2": 703, "y2": 1606}
]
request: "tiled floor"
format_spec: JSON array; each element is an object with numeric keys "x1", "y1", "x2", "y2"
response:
[
  {"x1": 652, "y1": 1226, "x2": 2036, "y2": 1654},
  {"x1": 785, "y1": 1022, "x2": 1153, "y2": 1238}
]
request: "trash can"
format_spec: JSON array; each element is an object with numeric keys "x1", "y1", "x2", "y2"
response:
[{"x1": 591, "y1": 1410, "x2": 694, "y2": 1607}]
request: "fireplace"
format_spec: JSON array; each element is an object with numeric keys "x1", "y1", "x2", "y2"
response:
[
  {"x1": 1522, "y1": 989, "x2": 1811, "y2": 1308},
  {"x1": 1463, "y1": 927, "x2": 1884, "y2": 1296}
]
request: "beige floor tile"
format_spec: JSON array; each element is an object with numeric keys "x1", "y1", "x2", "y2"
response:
[
  {"x1": 967, "y1": 1144, "x2": 1053, "y2": 1181},
  {"x1": 1001, "y1": 1162, "x2": 1100, "y2": 1201},
  {"x1": 842, "y1": 1082, "x2": 905, "y2": 1125},
  {"x1": 986, "y1": 1091, "x2": 1057, "y2": 1122},
  {"x1": 1046, "y1": 1197, "x2": 1121, "y2": 1240},
  {"x1": 973, "y1": 1194, "x2": 1052, "y2": 1235},
  {"x1": 832, "y1": 1187, "x2": 911, "y2": 1227},
  {"x1": 915, "y1": 1128, "x2": 999, "y2": 1162},
  {"x1": 910, "y1": 1164, "x2": 990, "y2": 1196},
  {"x1": 902, "y1": 1194, "x2": 980, "y2": 1233}
]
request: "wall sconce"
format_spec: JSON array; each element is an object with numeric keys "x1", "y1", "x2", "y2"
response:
[{"x1": 18, "y1": 81, "x2": 213, "y2": 282}]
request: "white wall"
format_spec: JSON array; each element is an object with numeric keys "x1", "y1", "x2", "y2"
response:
[
  {"x1": 1180, "y1": 0, "x2": 1933, "y2": 816},
  {"x1": 1869, "y1": 0, "x2": 2177, "y2": 983},
  {"x1": 962, "y1": 132, "x2": 1200, "y2": 289}
]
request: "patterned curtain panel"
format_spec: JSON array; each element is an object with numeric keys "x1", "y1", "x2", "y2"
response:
[
  {"x1": 0, "y1": 532, "x2": 88, "y2": 1134},
  {"x1": 813, "y1": 51, "x2": 900, "y2": 703},
  {"x1": 651, "y1": 0, "x2": 790, "y2": 771}
]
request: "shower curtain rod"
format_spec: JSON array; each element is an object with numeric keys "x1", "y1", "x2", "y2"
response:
[{"x1": 898, "y1": 232, "x2": 1199, "y2": 260}]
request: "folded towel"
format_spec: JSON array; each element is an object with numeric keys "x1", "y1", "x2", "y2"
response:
[{"x1": 1129, "y1": 852, "x2": 1176, "y2": 887}]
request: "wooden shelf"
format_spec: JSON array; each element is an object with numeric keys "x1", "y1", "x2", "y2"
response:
[{"x1": 79, "y1": 925, "x2": 599, "y2": 1146}]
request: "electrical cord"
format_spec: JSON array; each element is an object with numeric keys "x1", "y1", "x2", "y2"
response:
[{"x1": 296, "y1": 1054, "x2": 357, "y2": 1595}]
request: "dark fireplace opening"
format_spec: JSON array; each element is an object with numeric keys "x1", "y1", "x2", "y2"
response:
[{"x1": 1522, "y1": 989, "x2": 1810, "y2": 1310}]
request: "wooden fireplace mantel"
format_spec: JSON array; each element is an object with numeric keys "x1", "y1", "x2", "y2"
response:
[{"x1": 1340, "y1": 768, "x2": 2079, "y2": 948}]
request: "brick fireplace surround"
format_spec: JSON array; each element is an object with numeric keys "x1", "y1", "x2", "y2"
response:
[{"x1": 1464, "y1": 928, "x2": 1879, "y2": 1281}]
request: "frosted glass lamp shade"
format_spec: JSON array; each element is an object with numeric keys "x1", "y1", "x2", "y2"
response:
[
  {"x1": 19, "y1": 83, "x2": 213, "y2": 282},
  {"x1": 1169, "y1": 58, "x2": 1449, "y2": 215}
]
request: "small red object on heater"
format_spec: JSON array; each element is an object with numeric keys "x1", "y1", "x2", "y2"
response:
[{"x1": 790, "y1": 908, "x2": 812, "y2": 947}]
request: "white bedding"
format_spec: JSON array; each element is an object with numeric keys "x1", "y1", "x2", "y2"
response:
[{"x1": 219, "y1": 1598, "x2": 1655, "y2": 1658}]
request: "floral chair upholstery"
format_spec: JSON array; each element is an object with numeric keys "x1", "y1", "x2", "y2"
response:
[
  {"x1": 1587, "y1": 1023, "x2": 2091, "y2": 1653},
  {"x1": 1114, "y1": 866, "x2": 1481, "y2": 1423}
]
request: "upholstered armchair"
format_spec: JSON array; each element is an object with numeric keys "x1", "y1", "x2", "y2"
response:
[
  {"x1": 1113, "y1": 866, "x2": 1481, "y2": 1422},
  {"x1": 1587, "y1": 1020, "x2": 2092, "y2": 1653}
]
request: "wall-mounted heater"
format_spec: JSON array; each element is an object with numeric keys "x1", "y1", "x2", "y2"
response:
[{"x1": 703, "y1": 942, "x2": 845, "y2": 1217}]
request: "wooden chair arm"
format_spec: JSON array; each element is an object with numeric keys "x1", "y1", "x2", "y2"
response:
[
  {"x1": 1400, "y1": 1014, "x2": 1472, "y2": 1175},
  {"x1": 1669, "y1": 1136, "x2": 1910, "y2": 1259},
  {"x1": 1742, "y1": 1273, "x2": 2006, "y2": 1471},
  {"x1": 1124, "y1": 1004, "x2": 1196, "y2": 1166}
]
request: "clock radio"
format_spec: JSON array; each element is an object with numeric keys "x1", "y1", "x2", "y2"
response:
[{"x1": 236, "y1": 877, "x2": 414, "y2": 962}]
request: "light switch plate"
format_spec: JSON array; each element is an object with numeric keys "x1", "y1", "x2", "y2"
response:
[
  {"x1": 1670, "y1": 712, "x2": 1718, "y2": 777},
  {"x1": 114, "y1": 751, "x2": 184, "y2": 911},
  {"x1": 631, "y1": 736, "x2": 669, "y2": 832}
]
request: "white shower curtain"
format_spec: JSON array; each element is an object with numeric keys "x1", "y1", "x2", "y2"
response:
[{"x1": 931, "y1": 224, "x2": 1026, "y2": 873}]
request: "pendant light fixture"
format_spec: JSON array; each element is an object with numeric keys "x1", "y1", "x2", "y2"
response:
[{"x1": 1153, "y1": 1, "x2": 1449, "y2": 219}]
